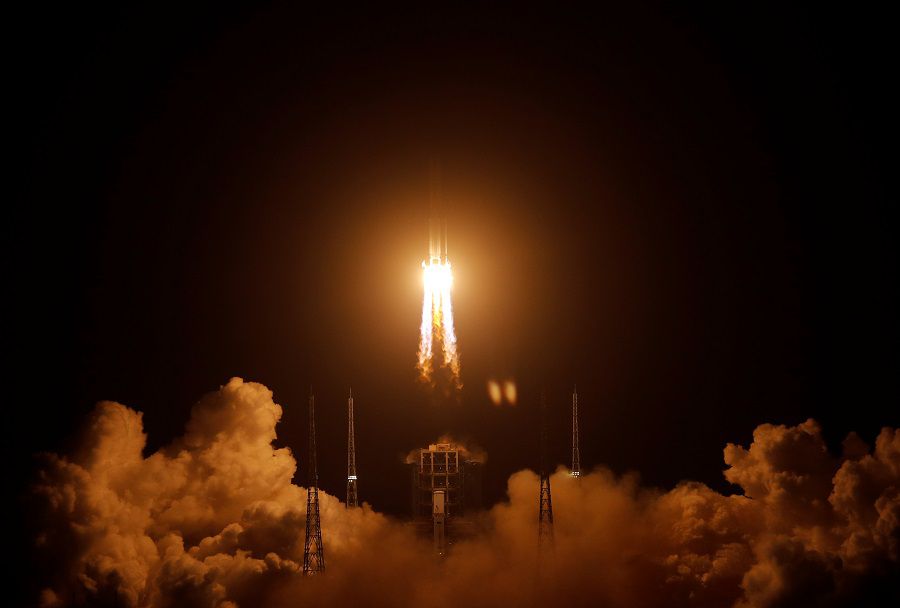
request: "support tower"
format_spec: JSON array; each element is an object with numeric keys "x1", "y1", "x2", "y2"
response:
[
  {"x1": 571, "y1": 385, "x2": 581, "y2": 478},
  {"x1": 409, "y1": 442, "x2": 484, "y2": 555},
  {"x1": 303, "y1": 391, "x2": 325, "y2": 574},
  {"x1": 538, "y1": 391, "x2": 554, "y2": 552},
  {"x1": 346, "y1": 388, "x2": 358, "y2": 508}
]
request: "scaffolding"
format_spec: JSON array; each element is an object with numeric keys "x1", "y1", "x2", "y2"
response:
[
  {"x1": 303, "y1": 392, "x2": 325, "y2": 574},
  {"x1": 538, "y1": 392, "x2": 554, "y2": 554},
  {"x1": 409, "y1": 442, "x2": 483, "y2": 555},
  {"x1": 347, "y1": 388, "x2": 358, "y2": 508}
]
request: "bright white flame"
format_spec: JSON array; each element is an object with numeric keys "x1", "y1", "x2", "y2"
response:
[
  {"x1": 417, "y1": 259, "x2": 461, "y2": 387},
  {"x1": 417, "y1": 265, "x2": 434, "y2": 378}
]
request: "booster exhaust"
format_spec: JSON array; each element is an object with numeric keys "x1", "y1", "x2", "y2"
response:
[{"x1": 417, "y1": 171, "x2": 461, "y2": 388}]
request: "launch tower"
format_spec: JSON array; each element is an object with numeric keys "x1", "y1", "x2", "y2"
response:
[
  {"x1": 409, "y1": 442, "x2": 483, "y2": 555},
  {"x1": 303, "y1": 392, "x2": 326, "y2": 574},
  {"x1": 538, "y1": 392, "x2": 554, "y2": 553},
  {"x1": 347, "y1": 388, "x2": 359, "y2": 508},
  {"x1": 571, "y1": 386, "x2": 581, "y2": 478}
]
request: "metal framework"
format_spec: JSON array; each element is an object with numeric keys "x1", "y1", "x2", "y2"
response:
[
  {"x1": 346, "y1": 388, "x2": 358, "y2": 508},
  {"x1": 303, "y1": 391, "x2": 325, "y2": 575},
  {"x1": 412, "y1": 443, "x2": 462, "y2": 517},
  {"x1": 408, "y1": 442, "x2": 483, "y2": 556},
  {"x1": 571, "y1": 386, "x2": 581, "y2": 478},
  {"x1": 538, "y1": 391, "x2": 554, "y2": 551}
]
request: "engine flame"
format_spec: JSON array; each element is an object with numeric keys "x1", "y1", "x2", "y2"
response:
[{"x1": 417, "y1": 259, "x2": 461, "y2": 387}]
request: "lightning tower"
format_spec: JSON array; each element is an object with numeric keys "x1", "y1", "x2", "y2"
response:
[
  {"x1": 538, "y1": 391, "x2": 554, "y2": 552},
  {"x1": 571, "y1": 386, "x2": 581, "y2": 478},
  {"x1": 303, "y1": 391, "x2": 325, "y2": 574},
  {"x1": 346, "y1": 388, "x2": 358, "y2": 508}
]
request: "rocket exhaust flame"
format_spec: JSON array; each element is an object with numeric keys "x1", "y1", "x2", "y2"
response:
[
  {"x1": 417, "y1": 198, "x2": 461, "y2": 387},
  {"x1": 417, "y1": 258, "x2": 461, "y2": 387}
]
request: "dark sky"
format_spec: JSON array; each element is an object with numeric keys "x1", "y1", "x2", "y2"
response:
[{"x1": 11, "y1": 3, "x2": 897, "y2": 520}]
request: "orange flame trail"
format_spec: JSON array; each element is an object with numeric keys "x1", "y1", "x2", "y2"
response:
[{"x1": 417, "y1": 259, "x2": 461, "y2": 387}]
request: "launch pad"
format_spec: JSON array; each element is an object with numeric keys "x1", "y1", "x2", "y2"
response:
[{"x1": 408, "y1": 442, "x2": 484, "y2": 556}]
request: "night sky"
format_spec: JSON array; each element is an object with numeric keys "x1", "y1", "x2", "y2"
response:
[{"x1": 11, "y1": 5, "x2": 898, "y2": 599}]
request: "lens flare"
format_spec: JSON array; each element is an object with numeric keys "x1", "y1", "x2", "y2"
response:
[
  {"x1": 503, "y1": 380, "x2": 517, "y2": 405},
  {"x1": 417, "y1": 259, "x2": 461, "y2": 387},
  {"x1": 487, "y1": 378, "x2": 517, "y2": 406},
  {"x1": 487, "y1": 380, "x2": 502, "y2": 405}
]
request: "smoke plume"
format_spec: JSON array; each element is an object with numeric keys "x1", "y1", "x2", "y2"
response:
[{"x1": 29, "y1": 379, "x2": 899, "y2": 607}]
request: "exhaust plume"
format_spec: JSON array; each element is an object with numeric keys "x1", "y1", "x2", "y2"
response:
[
  {"x1": 416, "y1": 185, "x2": 461, "y2": 390},
  {"x1": 417, "y1": 259, "x2": 461, "y2": 388}
]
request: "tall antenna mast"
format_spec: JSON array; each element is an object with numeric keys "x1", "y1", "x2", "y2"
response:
[
  {"x1": 346, "y1": 387, "x2": 358, "y2": 508},
  {"x1": 571, "y1": 385, "x2": 581, "y2": 478},
  {"x1": 303, "y1": 390, "x2": 325, "y2": 574},
  {"x1": 538, "y1": 391, "x2": 554, "y2": 553}
]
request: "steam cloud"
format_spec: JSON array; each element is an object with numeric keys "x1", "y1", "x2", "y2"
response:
[{"x1": 30, "y1": 379, "x2": 899, "y2": 607}]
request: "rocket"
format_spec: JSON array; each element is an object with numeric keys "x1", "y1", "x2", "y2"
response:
[
  {"x1": 428, "y1": 212, "x2": 448, "y2": 266},
  {"x1": 428, "y1": 163, "x2": 448, "y2": 266},
  {"x1": 417, "y1": 161, "x2": 462, "y2": 388}
]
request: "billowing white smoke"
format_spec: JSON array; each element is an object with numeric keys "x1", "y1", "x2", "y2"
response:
[
  {"x1": 32, "y1": 379, "x2": 395, "y2": 607},
  {"x1": 30, "y1": 379, "x2": 900, "y2": 607}
]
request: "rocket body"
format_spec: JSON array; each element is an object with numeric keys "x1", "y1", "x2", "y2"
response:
[
  {"x1": 417, "y1": 184, "x2": 461, "y2": 388},
  {"x1": 429, "y1": 216, "x2": 448, "y2": 265}
]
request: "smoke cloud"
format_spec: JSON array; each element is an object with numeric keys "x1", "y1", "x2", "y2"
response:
[{"x1": 30, "y1": 379, "x2": 899, "y2": 607}]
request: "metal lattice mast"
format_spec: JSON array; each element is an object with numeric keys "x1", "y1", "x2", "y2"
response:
[
  {"x1": 571, "y1": 385, "x2": 581, "y2": 478},
  {"x1": 538, "y1": 391, "x2": 554, "y2": 551},
  {"x1": 346, "y1": 387, "x2": 358, "y2": 508},
  {"x1": 303, "y1": 391, "x2": 325, "y2": 574}
]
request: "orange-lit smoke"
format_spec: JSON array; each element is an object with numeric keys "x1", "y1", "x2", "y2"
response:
[
  {"x1": 417, "y1": 259, "x2": 461, "y2": 387},
  {"x1": 28, "y1": 380, "x2": 900, "y2": 608}
]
